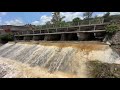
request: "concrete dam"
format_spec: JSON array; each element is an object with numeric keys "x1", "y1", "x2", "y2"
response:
[
  {"x1": 14, "y1": 23, "x2": 107, "y2": 41},
  {"x1": 0, "y1": 41, "x2": 120, "y2": 78},
  {"x1": 0, "y1": 23, "x2": 120, "y2": 78}
]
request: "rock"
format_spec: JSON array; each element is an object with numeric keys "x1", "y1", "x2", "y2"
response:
[
  {"x1": 111, "y1": 31, "x2": 120, "y2": 45},
  {"x1": 106, "y1": 41, "x2": 111, "y2": 45}
]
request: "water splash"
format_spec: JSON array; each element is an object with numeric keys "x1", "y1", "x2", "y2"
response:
[{"x1": 0, "y1": 42, "x2": 119, "y2": 77}]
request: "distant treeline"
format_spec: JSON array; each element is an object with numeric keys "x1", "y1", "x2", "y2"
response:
[{"x1": 33, "y1": 12, "x2": 120, "y2": 29}]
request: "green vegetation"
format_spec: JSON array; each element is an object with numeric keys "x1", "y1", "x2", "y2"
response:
[
  {"x1": 72, "y1": 17, "x2": 81, "y2": 25},
  {"x1": 83, "y1": 12, "x2": 93, "y2": 24},
  {"x1": 34, "y1": 12, "x2": 120, "y2": 31},
  {"x1": 105, "y1": 23, "x2": 119, "y2": 34},
  {"x1": 103, "y1": 12, "x2": 111, "y2": 22},
  {"x1": 51, "y1": 12, "x2": 65, "y2": 26},
  {"x1": 0, "y1": 33, "x2": 14, "y2": 43}
]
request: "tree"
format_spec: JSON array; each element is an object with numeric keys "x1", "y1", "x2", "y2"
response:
[
  {"x1": 103, "y1": 12, "x2": 111, "y2": 22},
  {"x1": 51, "y1": 12, "x2": 65, "y2": 26},
  {"x1": 46, "y1": 21, "x2": 51, "y2": 25},
  {"x1": 72, "y1": 17, "x2": 81, "y2": 25},
  {"x1": 103, "y1": 12, "x2": 110, "y2": 18},
  {"x1": 92, "y1": 15, "x2": 104, "y2": 24},
  {"x1": 45, "y1": 21, "x2": 51, "y2": 27},
  {"x1": 83, "y1": 12, "x2": 93, "y2": 24}
]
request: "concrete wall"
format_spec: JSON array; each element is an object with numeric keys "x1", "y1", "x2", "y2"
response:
[
  {"x1": 33, "y1": 36, "x2": 40, "y2": 41},
  {"x1": 33, "y1": 35, "x2": 45, "y2": 41},
  {"x1": 14, "y1": 32, "x2": 105, "y2": 41},
  {"x1": 77, "y1": 33, "x2": 94, "y2": 41},
  {"x1": 67, "y1": 33, "x2": 78, "y2": 40},
  {"x1": 44, "y1": 34, "x2": 61, "y2": 41},
  {"x1": 15, "y1": 36, "x2": 24, "y2": 40},
  {"x1": 24, "y1": 36, "x2": 33, "y2": 41},
  {"x1": 60, "y1": 34, "x2": 67, "y2": 41},
  {"x1": 61, "y1": 33, "x2": 78, "y2": 41},
  {"x1": 95, "y1": 32, "x2": 106, "y2": 37}
]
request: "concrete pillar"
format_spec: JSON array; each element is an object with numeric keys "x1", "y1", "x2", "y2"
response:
[
  {"x1": 77, "y1": 33, "x2": 93, "y2": 41},
  {"x1": 39, "y1": 35, "x2": 45, "y2": 40},
  {"x1": 44, "y1": 34, "x2": 61, "y2": 41},
  {"x1": 24, "y1": 36, "x2": 33, "y2": 41},
  {"x1": 19, "y1": 36, "x2": 24, "y2": 40},
  {"x1": 14, "y1": 36, "x2": 17, "y2": 41},
  {"x1": 67, "y1": 33, "x2": 78, "y2": 40},
  {"x1": 95, "y1": 32, "x2": 106, "y2": 37},
  {"x1": 61, "y1": 34, "x2": 67, "y2": 41},
  {"x1": 44, "y1": 35, "x2": 50, "y2": 41},
  {"x1": 33, "y1": 36, "x2": 40, "y2": 41},
  {"x1": 14, "y1": 36, "x2": 24, "y2": 41},
  {"x1": 33, "y1": 35, "x2": 45, "y2": 41},
  {"x1": 61, "y1": 33, "x2": 78, "y2": 41}
]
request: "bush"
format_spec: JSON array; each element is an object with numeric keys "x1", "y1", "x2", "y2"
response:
[
  {"x1": 105, "y1": 24, "x2": 119, "y2": 34},
  {"x1": 0, "y1": 34, "x2": 14, "y2": 42}
]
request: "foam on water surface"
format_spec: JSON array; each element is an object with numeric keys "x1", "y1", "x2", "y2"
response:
[{"x1": 0, "y1": 41, "x2": 119, "y2": 77}]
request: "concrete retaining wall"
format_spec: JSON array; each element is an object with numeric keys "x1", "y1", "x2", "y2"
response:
[
  {"x1": 24, "y1": 36, "x2": 33, "y2": 41},
  {"x1": 77, "y1": 33, "x2": 94, "y2": 41},
  {"x1": 44, "y1": 34, "x2": 61, "y2": 41}
]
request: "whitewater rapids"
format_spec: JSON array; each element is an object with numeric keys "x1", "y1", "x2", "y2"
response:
[{"x1": 0, "y1": 41, "x2": 119, "y2": 78}]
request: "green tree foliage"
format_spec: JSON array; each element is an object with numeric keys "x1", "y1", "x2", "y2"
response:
[
  {"x1": 83, "y1": 12, "x2": 93, "y2": 24},
  {"x1": 46, "y1": 21, "x2": 51, "y2": 25},
  {"x1": 72, "y1": 17, "x2": 81, "y2": 25},
  {"x1": 0, "y1": 33, "x2": 14, "y2": 43},
  {"x1": 45, "y1": 21, "x2": 52, "y2": 28},
  {"x1": 51, "y1": 12, "x2": 65, "y2": 26},
  {"x1": 35, "y1": 13, "x2": 120, "y2": 30},
  {"x1": 103, "y1": 12, "x2": 111, "y2": 22},
  {"x1": 105, "y1": 23, "x2": 119, "y2": 34}
]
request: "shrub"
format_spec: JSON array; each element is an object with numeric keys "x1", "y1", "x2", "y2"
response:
[
  {"x1": 0, "y1": 34, "x2": 14, "y2": 42},
  {"x1": 105, "y1": 24, "x2": 119, "y2": 34}
]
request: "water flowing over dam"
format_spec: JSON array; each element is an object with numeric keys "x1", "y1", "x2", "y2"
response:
[{"x1": 0, "y1": 41, "x2": 120, "y2": 78}]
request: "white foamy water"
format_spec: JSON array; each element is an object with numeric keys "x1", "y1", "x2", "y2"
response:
[{"x1": 0, "y1": 42, "x2": 119, "y2": 77}]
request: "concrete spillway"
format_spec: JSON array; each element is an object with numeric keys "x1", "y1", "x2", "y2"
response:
[{"x1": 0, "y1": 41, "x2": 119, "y2": 78}]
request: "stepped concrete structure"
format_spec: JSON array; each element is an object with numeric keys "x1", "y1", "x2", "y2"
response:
[{"x1": 14, "y1": 23, "x2": 109, "y2": 41}]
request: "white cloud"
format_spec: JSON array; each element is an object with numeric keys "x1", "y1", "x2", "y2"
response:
[
  {"x1": 32, "y1": 12, "x2": 120, "y2": 25},
  {"x1": 110, "y1": 12, "x2": 120, "y2": 15},
  {"x1": 61, "y1": 12, "x2": 83, "y2": 21},
  {"x1": 97, "y1": 13, "x2": 106, "y2": 17},
  {"x1": 31, "y1": 21, "x2": 40, "y2": 25},
  {"x1": 32, "y1": 12, "x2": 84, "y2": 25},
  {"x1": 0, "y1": 12, "x2": 7, "y2": 16},
  {"x1": 40, "y1": 15, "x2": 52, "y2": 24},
  {"x1": 4, "y1": 19, "x2": 24, "y2": 26},
  {"x1": 31, "y1": 15, "x2": 52, "y2": 25},
  {"x1": 0, "y1": 17, "x2": 2, "y2": 24}
]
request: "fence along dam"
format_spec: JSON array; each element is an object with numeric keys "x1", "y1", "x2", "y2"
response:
[{"x1": 0, "y1": 23, "x2": 120, "y2": 78}]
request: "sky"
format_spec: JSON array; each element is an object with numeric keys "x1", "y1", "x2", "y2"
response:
[{"x1": 0, "y1": 12, "x2": 120, "y2": 26}]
